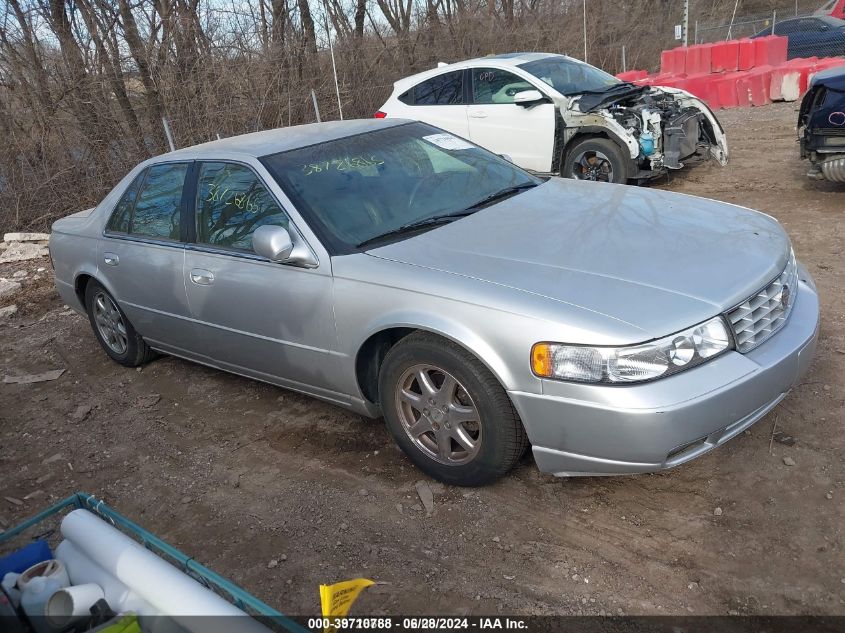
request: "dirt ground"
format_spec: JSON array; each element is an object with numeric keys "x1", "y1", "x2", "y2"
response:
[{"x1": 1, "y1": 101, "x2": 843, "y2": 618}]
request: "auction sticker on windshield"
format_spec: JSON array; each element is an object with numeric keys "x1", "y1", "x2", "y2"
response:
[{"x1": 423, "y1": 133, "x2": 474, "y2": 151}]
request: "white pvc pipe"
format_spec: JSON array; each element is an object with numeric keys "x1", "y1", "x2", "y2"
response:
[
  {"x1": 17, "y1": 559, "x2": 70, "y2": 591},
  {"x1": 45, "y1": 583, "x2": 104, "y2": 628},
  {"x1": 56, "y1": 541, "x2": 156, "y2": 616},
  {"x1": 60, "y1": 510, "x2": 271, "y2": 633}
]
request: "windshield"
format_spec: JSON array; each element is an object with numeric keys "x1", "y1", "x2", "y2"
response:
[
  {"x1": 261, "y1": 122, "x2": 540, "y2": 252},
  {"x1": 518, "y1": 56, "x2": 622, "y2": 96}
]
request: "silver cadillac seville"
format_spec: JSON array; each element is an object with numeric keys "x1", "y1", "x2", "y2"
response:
[{"x1": 50, "y1": 119, "x2": 820, "y2": 486}]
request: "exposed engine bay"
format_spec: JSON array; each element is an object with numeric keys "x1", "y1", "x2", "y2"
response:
[{"x1": 567, "y1": 85, "x2": 729, "y2": 178}]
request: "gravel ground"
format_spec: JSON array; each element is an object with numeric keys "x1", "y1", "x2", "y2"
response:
[{"x1": 1, "y1": 101, "x2": 843, "y2": 618}]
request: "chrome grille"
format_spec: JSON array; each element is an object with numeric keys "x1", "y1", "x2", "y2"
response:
[{"x1": 728, "y1": 252, "x2": 798, "y2": 353}]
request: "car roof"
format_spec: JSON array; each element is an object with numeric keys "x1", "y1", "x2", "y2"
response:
[
  {"x1": 157, "y1": 118, "x2": 408, "y2": 161},
  {"x1": 391, "y1": 52, "x2": 571, "y2": 91},
  {"x1": 780, "y1": 14, "x2": 845, "y2": 25},
  {"x1": 810, "y1": 64, "x2": 845, "y2": 88}
]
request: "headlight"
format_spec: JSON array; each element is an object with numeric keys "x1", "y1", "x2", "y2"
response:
[{"x1": 531, "y1": 316, "x2": 732, "y2": 384}]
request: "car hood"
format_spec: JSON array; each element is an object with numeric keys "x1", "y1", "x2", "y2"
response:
[
  {"x1": 571, "y1": 84, "x2": 649, "y2": 112},
  {"x1": 367, "y1": 178, "x2": 790, "y2": 340}
]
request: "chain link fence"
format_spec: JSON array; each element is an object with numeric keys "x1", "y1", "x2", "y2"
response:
[{"x1": 695, "y1": 2, "x2": 845, "y2": 59}]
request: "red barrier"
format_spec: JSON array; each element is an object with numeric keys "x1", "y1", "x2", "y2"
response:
[
  {"x1": 738, "y1": 38, "x2": 755, "y2": 71},
  {"x1": 752, "y1": 36, "x2": 787, "y2": 68},
  {"x1": 736, "y1": 66, "x2": 773, "y2": 106},
  {"x1": 700, "y1": 43, "x2": 714, "y2": 75},
  {"x1": 685, "y1": 46, "x2": 703, "y2": 76},
  {"x1": 637, "y1": 38, "x2": 834, "y2": 111},
  {"x1": 671, "y1": 47, "x2": 687, "y2": 76},
  {"x1": 769, "y1": 36, "x2": 788, "y2": 66},
  {"x1": 788, "y1": 57, "x2": 820, "y2": 96},
  {"x1": 813, "y1": 57, "x2": 845, "y2": 73},
  {"x1": 713, "y1": 72, "x2": 743, "y2": 109},
  {"x1": 712, "y1": 41, "x2": 739, "y2": 72},
  {"x1": 660, "y1": 50, "x2": 674, "y2": 75},
  {"x1": 616, "y1": 70, "x2": 649, "y2": 82},
  {"x1": 682, "y1": 73, "x2": 718, "y2": 106},
  {"x1": 769, "y1": 67, "x2": 794, "y2": 101}
]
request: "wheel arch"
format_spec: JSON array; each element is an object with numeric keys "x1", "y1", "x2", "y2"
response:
[
  {"x1": 353, "y1": 317, "x2": 518, "y2": 407},
  {"x1": 73, "y1": 269, "x2": 123, "y2": 310},
  {"x1": 74, "y1": 272, "x2": 95, "y2": 306},
  {"x1": 563, "y1": 126, "x2": 640, "y2": 162}
]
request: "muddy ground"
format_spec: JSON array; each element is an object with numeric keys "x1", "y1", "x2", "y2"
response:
[{"x1": 1, "y1": 101, "x2": 843, "y2": 618}]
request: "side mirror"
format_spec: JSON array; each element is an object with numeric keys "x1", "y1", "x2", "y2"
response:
[
  {"x1": 498, "y1": 154, "x2": 514, "y2": 163},
  {"x1": 513, "y1": 89, "x2": 545, "y2": 107},
  {"x1": 253, "y1": 225, "x2": 294, "y2": 262}
]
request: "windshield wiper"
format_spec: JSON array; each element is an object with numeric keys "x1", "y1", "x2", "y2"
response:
[
  {"x1": 356, "y1": 183, "x2": 538, "y2": 249},
  {"x1": 356, "y1": 211, "x2": 475, "y2": 248},
  {"x1": 461, "y1": 182, "x2": 538, "y2": 212}
]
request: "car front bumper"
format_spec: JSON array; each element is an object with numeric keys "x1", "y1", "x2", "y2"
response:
[{"x1": 508, "y1": 270, "x2": 820, "y2": 477}]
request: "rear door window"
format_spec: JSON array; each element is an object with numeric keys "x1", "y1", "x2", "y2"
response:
[
  {"x1": 130, "y1": 163, "x2": 188, "y2": 240},
  {"x1": 413, "y1": 71, "x2": 464, "y2": 105},
  {"x1": 195, "y1": 162, "x2": 289, "y2": 253}
]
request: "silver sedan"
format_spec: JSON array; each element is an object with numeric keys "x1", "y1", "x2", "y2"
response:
[{"x1": 50, "y1": 120, "x2": 820, "y2": 485}]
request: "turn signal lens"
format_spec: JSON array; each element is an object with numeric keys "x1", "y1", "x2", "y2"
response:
[
  {"x1": 531, "y1": 316, "x2": 732, "y2": 384},
  {"x1": 531, "y1": 343, "x2": 552, "y2": 377}
]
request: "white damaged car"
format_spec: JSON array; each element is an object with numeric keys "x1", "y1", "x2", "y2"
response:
[{"x1": 377, "y1": 52, "x2": 729, "y2": 184}]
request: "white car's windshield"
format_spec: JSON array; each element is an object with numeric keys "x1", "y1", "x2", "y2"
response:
[
  {"x1": 262, "y1": 122, "x2": 540, "y2": 252},
  {"x1": 518, "y1": 56, "x2": 622, "y2": 96}
]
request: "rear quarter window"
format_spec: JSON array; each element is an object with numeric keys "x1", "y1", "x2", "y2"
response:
[
  {"x1": 413, "y1": 71, "x2": 464, "y2": 105},
  {"x1": 106, "y1": 172, "x2": 144, "y2": 233}
]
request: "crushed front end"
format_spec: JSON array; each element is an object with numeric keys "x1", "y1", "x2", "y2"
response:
[
  {"x1": 569, "y1": 85, "x2": 729, "y2": 179},
  {"x1": 798, "y1": 67, "x2": 845, "y2": 182}
]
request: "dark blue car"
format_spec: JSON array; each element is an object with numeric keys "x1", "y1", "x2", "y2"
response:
[
  {"x1": 798, "y1": 66, "x2": 845, "y2": 181},
  {"x1": 753, "y1": 15, "x2": 845, "y2": 59}
]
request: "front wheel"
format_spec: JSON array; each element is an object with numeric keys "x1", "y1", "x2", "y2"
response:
[
  {"x1": 563, "y1": 137, "x2": 630, "y2": 184},
  {"x1": 378, "y1": 332, "x2": 528, "y2": 486}
]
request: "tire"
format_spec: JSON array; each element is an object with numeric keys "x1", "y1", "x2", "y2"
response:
[
  {"x1": 563, "y1": 136, "x2": 630, "y2": 184},
  {"x1": 84, "y1": 280, "x2": 156, "y2": 367},
  {"x1": 378, "y1": 332, "x2": 528, "y2": 486}
]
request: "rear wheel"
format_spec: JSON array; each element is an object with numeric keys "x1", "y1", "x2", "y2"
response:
[
  {"x1": 378, "y1": 332, "x2": 527, "y2": 486},
  {"x1": 85, "y1": 280, "x2": 156, "y2": 367},
  {"x1": 563, "y1": 137, "x2": 630, "y2": 184}
]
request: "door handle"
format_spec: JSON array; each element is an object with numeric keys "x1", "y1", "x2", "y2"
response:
[
  {"x1": 469, "y1": 111, "x2": 488, "y2": 118},
  {"x1": 103, "y1": 253, "x2": 119, "y2": 266},
  {"x1": 190, "y1": 269, "x2": 214, "y2": 285}
]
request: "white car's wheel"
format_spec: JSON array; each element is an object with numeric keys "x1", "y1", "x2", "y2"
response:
[{"x1": 564, "y1": 137, "x2": 630, "y2": 184}]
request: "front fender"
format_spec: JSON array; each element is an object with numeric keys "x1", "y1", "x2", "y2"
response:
[
  {"x1": 563, "y1": 119, "x2": 640, "y2": 160},
  {"x1": 355, "y1": 309, "x2": 521, "y2": 394},
  {"x1": 658, "y1": 87, "x2": 730, "y2": 165}
]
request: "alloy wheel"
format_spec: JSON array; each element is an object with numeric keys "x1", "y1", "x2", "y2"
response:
[
  {"x1": 571, "y1": 149, "x2": 614, "y2": 182},
  {"x1": 395, "y1": 364, "x2": 483, "y2": 466},
  {"x1": 93, "y1": 291, "x2": 128, "y2": 355}
]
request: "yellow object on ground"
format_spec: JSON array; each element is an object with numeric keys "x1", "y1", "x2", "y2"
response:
[
  {"x1": 319, "y1": 578, "x2": 375, "y2": 627},
  {"x1": 93, "y1": 614, "x2": 140, "y2": 633}
]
